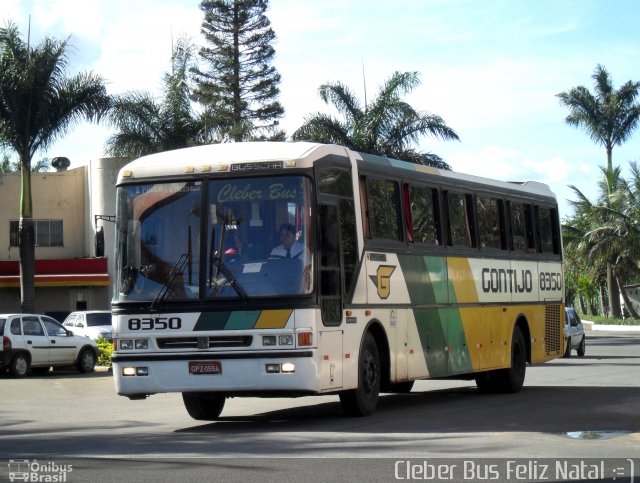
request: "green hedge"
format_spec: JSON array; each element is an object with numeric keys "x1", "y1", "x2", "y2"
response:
[{"x1": 97, "y1": 338, "x2": 113, "y2": 367}]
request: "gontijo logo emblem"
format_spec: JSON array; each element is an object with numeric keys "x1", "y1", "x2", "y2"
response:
[{"x1": 369, "y1": 265, "x2": 396, "y2": 299}]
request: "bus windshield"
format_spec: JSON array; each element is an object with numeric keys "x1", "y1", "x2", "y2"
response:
[{"x1": 114, "y1": 176, "x2": 313, "y2": 304}]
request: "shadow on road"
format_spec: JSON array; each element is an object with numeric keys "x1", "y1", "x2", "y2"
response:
[{"x1": 177, "y1": 384, "x2": 640, "y2": 435}]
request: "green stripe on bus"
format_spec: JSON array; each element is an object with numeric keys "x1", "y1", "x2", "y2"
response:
[
  {"x1": 225, "y1": 311, "x2": 261, "y2": 329},
  {"x1": 399, "y1": 254, "x2": 473, "y2": 376},
  {"x1": 194, "y1": 311, "x2": 231, "y2": 331},
  {"x1": 414, "y1": 308, "x2": 448, "y2": 377}
]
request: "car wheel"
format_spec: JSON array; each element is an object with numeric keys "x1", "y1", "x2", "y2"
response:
[
  {"x1": 577, "y1": 336, "x2": 586, "y2": 357},
  {"x1": 182, "y1": 393, "x2": 226, "y2": 420},
  {"x1": 10, "y1": 353, "x2": 30, "y2": 378},
  {"x1": 77, "y1": 348, "x2": 96, "y2": 373},
  {"x1": 563, "y1": 338, "x2": 571, "y2": 358},
  {"x1": 339, "y1": 332, "x2": 380, "y2": 416}
]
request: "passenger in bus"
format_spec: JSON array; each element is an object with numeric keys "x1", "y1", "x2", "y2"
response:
[
  {"x1": 270, "y1": 223, "x2": 310, "y2": 263},
  {"x1": 223, "y1": 230, "x2": 243, "y2": 261}
]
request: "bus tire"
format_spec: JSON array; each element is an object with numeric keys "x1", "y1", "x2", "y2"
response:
[
  {"x1": 474, "y1": 371, "x2": 498, "y2": 394},
  {"x1": 501, "y1": 325, "x2": 526, "y2": 393},
  {"x1": 389, "y1": 380, "x2": 414, "y2": 393},
  {"x1": 182, "y1": 393, "x2": 226, "y2": 421},
  {"x1": 475, "y1": 326, "x2": 526, "y2": 394},
  {"x1": 339, "y1": 332, "x2": 380, "y2": 416}
]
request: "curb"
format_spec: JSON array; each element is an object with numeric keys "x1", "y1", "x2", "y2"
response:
[{"x1": 582, "y1": 320, "x2": 640, "y2": 332}]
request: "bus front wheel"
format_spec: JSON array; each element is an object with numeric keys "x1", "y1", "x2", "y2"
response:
[
  {"x1": 339, "y1": 332, "x2": 380, "y2": 417},
  {"x1": 182, "y1": 392, "x2": 226, "y2": 420}
]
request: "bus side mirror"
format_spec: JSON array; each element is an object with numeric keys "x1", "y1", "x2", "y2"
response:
[{"x1": 95, "y1": 226, "x2": 105, "y2": 257}]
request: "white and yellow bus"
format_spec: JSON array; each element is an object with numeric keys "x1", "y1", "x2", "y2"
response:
[{"x1": 111, "y1": 142, "x2": 564, "y2": 419}]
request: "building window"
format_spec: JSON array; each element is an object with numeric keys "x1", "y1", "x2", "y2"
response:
[{"x1": 9, "y1": 219, "x2": 63, "y2": 247}]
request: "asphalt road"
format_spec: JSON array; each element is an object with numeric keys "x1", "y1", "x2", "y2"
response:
[{"x1": 1, "y1": 330, "x2": 638, "y2": 482}]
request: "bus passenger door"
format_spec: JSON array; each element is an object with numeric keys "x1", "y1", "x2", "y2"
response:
[{"x1": 318, "y1": 203, "x2": 343, "y2": 389}]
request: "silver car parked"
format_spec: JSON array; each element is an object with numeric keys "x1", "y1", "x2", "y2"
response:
[
  {"x1": 564, "y1": 307, "x2": 586, "y2": 357},
  {"x1": 0, "y1": 314, "x2": 98, "y2": 377},
  {"x1": 62, "y1": 311, "x2": 112, "y2": 341}
]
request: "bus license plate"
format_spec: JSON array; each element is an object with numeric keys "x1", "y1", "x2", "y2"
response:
[{"x1": 189, "y1": 361, "x2": 222, "y2": 375}]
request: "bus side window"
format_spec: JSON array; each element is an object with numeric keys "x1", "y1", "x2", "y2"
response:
[
  {"x1": 365, "y1": 177, "x2": 401, "y2": 241},
  {"x1": 510, "y1": 202, "x2": 536, "y2": 253},
  {"x1": 477, "y1": 196, "x2": 505, "y2": 250},
  {"x1": 359, "y1": 177, "x2": 370, "y2": 239},
  {"x1": 407, "y1": 184, "x2": 440, "y2": 246},
  {"x1": 319, "y1": 204, "x2": 342, "y2": 326},
  {"x1": 445, "y1": 191, "x2": 475, "y2": 248},
  {"x1": 509, "y1": 202, "x2": 526, "y2": 251},
  {"x1": 536, "y1": 205, "x2": 560, "y2": 254}
]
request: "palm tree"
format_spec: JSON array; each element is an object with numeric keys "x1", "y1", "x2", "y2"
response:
[
  {"x1": 558, "y1": 65, "x2": 640, "y2": 316},
  {"x1": 566, "y1": 166, "x2": 640, "y2": 318},
  {"x1": 1, "y1": 153, "x2": 51, "y2": 173},
  {"x1": 293, "y1": 71, "x2": 459, "y2": 169},
  {"x1": 0, "y1": 22, "x2": 110, "y2": 312},
  {"x1": 106, "y1": 37, "x2": 211, "y2": 157},
  {"x1": 557, "y1": 64, "x2": 640, "y2": 172}
]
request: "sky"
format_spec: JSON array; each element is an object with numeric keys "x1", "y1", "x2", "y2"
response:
[{"x1": 3, "y1": 0, "x2": 640, "y2": 219}]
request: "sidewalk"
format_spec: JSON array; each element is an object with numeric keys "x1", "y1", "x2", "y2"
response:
[{"x1": 582, "y1": 320, "x2": 640, "y2": 332}]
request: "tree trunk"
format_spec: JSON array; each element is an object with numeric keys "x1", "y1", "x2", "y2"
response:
[
  {"x1": 578, "y1": 295, "x2": 587, "y2": 314},
  {"x1": 19, "y1": 217, "x2": 36, "y2": 313},
  {"x1": 19, "y1": 160, "x2": 36, "y2": 313},
  {"x1": 599, "y1": 282, "x2": 608, "y2": 317},
  {"x1": 589, "y1": 298, "x2": 597, "y2": 316},
  {"x1": 607, "y1": 264, "x2": 622, "y2": 317}
]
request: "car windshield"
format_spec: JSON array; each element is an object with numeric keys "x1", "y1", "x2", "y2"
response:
[
  {"x1": 86, "y1": 313, "x2": 111, "y2": 327},
  {"x1": 113, "y1": 175, "x2": 313, "y2": 304}
]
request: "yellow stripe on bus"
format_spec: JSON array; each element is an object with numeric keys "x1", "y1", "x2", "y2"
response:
[
  {"x1": 254, "y1": 309, "x2": 293, "y2": 329},
  {"x1": 447, "y1": 257, "x2": 479, "y2": 304}
]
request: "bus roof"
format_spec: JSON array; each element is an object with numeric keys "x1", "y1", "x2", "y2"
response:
[{"x1": 117, "y1": 142, "x2": 555, "y2": 200}]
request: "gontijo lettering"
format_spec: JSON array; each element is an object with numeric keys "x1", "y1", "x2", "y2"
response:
[{"x1": 481, "y1": 268, "x2": 533, "y2": 294}]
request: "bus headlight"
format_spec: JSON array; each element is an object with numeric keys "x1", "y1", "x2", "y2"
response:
[
  {"x1": 281, "y1": 362, "x2": 295, "y2": 373},
  {"x1": 278, "y1": 335, "x2": 294, "y2": 346},
  {"x1": 262, "y1": 336, "x2": 277, "y2": 346},
  {"x1": 122, "y1": 366, "x2": 149, "y2": 376},
  {"x1": 120, "y1": 340, "x2": 133, "y2": 350},
  {"x1": 135, "y1": 339, "x2": 148, "y2": 350}
]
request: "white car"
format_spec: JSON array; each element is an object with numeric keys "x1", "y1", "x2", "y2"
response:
[
  {"x1": 62, "y1": 311, "x2": 112, "y2": 341},
  {"x1": 564, "y1": 307, "x2": 586, "y2": 357},
  {"x1": 0, "y1": 313, "x2": 98, "y2": 377}
]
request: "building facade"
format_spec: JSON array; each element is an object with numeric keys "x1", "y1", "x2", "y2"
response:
[{"x1": 0, "y1": 158, "x2": 128, "y2": 319}]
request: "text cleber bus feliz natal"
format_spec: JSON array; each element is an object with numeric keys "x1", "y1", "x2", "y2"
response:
[{"x1": 111, "y1": 141, "x2": 565, "y2": 420}]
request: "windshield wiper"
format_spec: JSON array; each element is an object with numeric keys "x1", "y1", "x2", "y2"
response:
[
  {"x1": 210, "y1": 256, "x2": 249, "y2": 303},
  {"x1": 150, "y1": 253, "x2": 190, "y2": 310}
]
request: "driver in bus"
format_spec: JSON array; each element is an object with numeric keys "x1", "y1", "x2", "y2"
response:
[{"x1": 270, "y1": 223, "x2": 310, "y2": 264}]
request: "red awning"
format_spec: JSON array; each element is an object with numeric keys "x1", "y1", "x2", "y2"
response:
[{"x1": 0, "y1": 258, "x2": 109, "y2": 288}]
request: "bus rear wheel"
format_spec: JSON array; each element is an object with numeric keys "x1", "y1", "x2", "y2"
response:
[
  {"x1": 182, "y1": 393, "x2": 226, "y2": 420},
  {"x1": 475, "y1": 326, "x2": 526, "y2": 394},
  {"x1": 339, "y1": 332, "x2": 380, "y2": 417}
]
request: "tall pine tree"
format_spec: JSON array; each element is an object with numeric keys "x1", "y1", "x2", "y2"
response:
[{"x1": 192, "y1": 0, "x2": 285, "y2": 142}]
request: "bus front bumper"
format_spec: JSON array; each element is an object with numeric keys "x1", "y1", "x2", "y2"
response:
[{"x1": 112, "y1": 350, "x2": 319, "y2": 396}]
